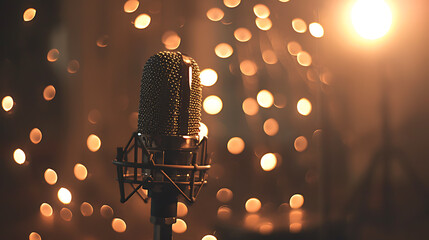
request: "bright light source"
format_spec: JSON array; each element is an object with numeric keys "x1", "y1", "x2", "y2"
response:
[
  {"x1": 260, "y1": 153, "x2": 277, "y2": 171},
  {"x1": 200, "y1": 68, "x2": 218, "y2": 86},
  {"x1": 203, "y1": 95, "x2": 223, "y2": 115},
  {"x1": 309, "y1": 22, "x2": 324, "y2": 38},
  {"x1": 58, "y1": 187, "x2": 72, "y2": 204},
  {"x1": 134, "y1": 14, "x2": 151, "y2": 29},
  {"x1": 112, "y1": 218, "x2": 127, "y2": 233},
  {"x1": 13, "y1": 148, "x2": 26, "y2": 165},
  {"x1": 351, "y1": 0, "x2": 392, "y2": 40}
]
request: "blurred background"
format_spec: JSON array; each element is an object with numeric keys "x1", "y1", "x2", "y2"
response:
[{"x1": 1, "y1": 0, "x2": 428, "y2": 239}]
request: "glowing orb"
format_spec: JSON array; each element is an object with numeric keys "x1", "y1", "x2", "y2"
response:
[{"x1": 351, "y1": 0, "x2": 392, "y2": 40}]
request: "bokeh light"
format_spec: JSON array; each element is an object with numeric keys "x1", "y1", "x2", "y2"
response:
[
  {"x1": 88, "y1": 109, "x2": 101, "y2": 124},
  {"x1": 234, "y1": 28, "x2": 252, "y2": 42},
  {"x1": 29, "y1": 232, "x2": 41, "y2": 240},
  {"x1": 162, "y1": 31, "x2": 181, "y2": 50},
  {"x1": 199, "y1": 122, "x2": 208, "y2": 138},
  {"x1": 242, "y1": 98, "x2": 259, "y2": 116},
  {"x1": 112, "y1": 218, "x2": 127, "y2": 233},
  {"x1": 47, "y1": 49, "x2": 59, "y2": 62},
  {"x1": 259, "y1": 222, "x2": 274, "y2": 234},
  {"x1": 297, "y1": 51, "x2": 312, "y2": 66},
  {"x1": 2, "y1": 96, "x2": 14, "y2": 112},
  {"x1": 13, "y1": 148, "x2": 26, "y2": 165},
  {"x1": 58, "y1": 187, "x2": 72, "y2": 204},
  {"x1": 100, "y1": 205, "x2": 114, "y2": 218},
  {"x1": 289, "y1": 209, "x2": 303, "y2": 222},
  {"x1": 202, "y1": 235, "x2": 217, "y2": 240},
  {"x1": 74, "y1": 163, "x2": 88, "y2": 181},
  {"x1": 263, "y1": 118, "x2": 279, "y2": 136},
  {"x1": 287, "y1": 41, "x2": 302, "y2": 56},
  {"x1": 67, "y1": 60, "x2": 80, "y2": 73},
  {"x1": 40, "y1": 203, "x2": 53, "y2": 217},
  {"x1": 290, "y1": 222, "x2": 302, "y2": 233},
  {"x1": 177, "y1": 202, "x2": 188, "y2": 217},
  {"x1": 172, "y1": 218, "x2": 187, "y2": 234},
  {"x1": 245, "y1": 198, "x2": 261, "y2": 213},
  {"x1": 262, "y1": 50, "x2": 278, "y2": 64},
  {"x1": 203, "y1": 95, "x2": 223, "y2": 115},
  {"x1": 217, "y1": 206, "x2": 232, "y2": 220},
  {"x1": 80, "y1": 202, "x2": 93, "y2": 216},
  {"x1": 292, "y1": 18, "x2": 307, "y2": 33},
  {"x1": 29, "y1": 128, "x2": 42, "y2": 144},
  {"x1": 227, "y1": 137, "x2": 245, "y2": 154},
  {"x1": 60, "y1": 207, "x2": 72, "y2": 221},
  {"x1": 224, "y1": 0, "x2": 241, "y2": 8},
  {"x1": 206, "y1": 8, "x2": 224, "y2": 22},
  {"x1": 257, "y1": 90, "x2": 274, "y2": 108},
  {"x1": 87, "y1": 134, "x2": 101, "y2": 152},
  {"x1": 289, "y1": 194, "x2": 304, "y2": 209},
  {"x1": 297, "y1": 98, "x2": 312, "y2": 116},
  {"x1": 351, "y1": 0, "x2": 392, "y2": 40},
  {"x1": 134, "y1": 14, "x2": 151, "y2": 29},
  {"x1": 44, "y1": 168, "x2": 58, "y2": 185},
  {"x1": 240, "y1": 60, "x2": 258, "y2": 76},
  {"x1": 123, "y1": 0, "x2": 139, "y2": 13},
  {"x1": 253, "y1": 4, "x2": 270, "y2": 18},
  {"x1": 216, "y1": 188, "x2": 233, "y2": 202},
  {"x1": 244, "y1": 214, "x2": 260, "y2": 229},
  {"x1": 309, "y1": 22, "x2": 324, "y2": 38},
  {"x1": 23, "y1": 8, "x2": 36, "y2": 22},
  {"x1": 96, "y1": 35, "x2": 109, "y2": 47},
  {"x1": 255, "y1": 17, "x2": 272, "y2": 31},
  {"x1": 215, "y1": 43, "x2": 233, "y2": 58},
  {"x1": 294, "y1": 136, "x2": 308, "y2": 152},
  {"x1": 200, "y1": 68, "x2": 218, "y2": 87},
  {"x1": 43, "y1": 85, "x2": 56, "y2": 101},
  {"x1": 260, "y1": 153, "x2": 277, "y2": 171}
]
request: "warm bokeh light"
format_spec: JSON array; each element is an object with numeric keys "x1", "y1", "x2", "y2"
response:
[
  {"x1": 297, "y1": 51, "x2": 312, "y2": 66},
  {"x1": 245, "y1": 198, "x2": 261, "y2": 213},
  {"x1": 58, "y1": 187, "x2": 72, "y2": 204},
  {"x1": 87, "y1": 134, "x2": 101, "y2": 152},
  {"x1": 263, "y1": 118, "x2": 279, "y2": 136},
  {"x1": 234, "y1": 28, "x2": 252, "y2": 42},
  {"x1": 262, "y1": 50, "x2": 278, "y2": 64},
  {"x1": 74, "y1": 163, "x2": 88, "y2": 181},
  {"x1": 287, "y1": 41, "x2": 302, "y2": 56},
  {"x1": 297, "y1": 98, "x2": 312, "y2": 116},
  {"x1": 177, "y1": 202, "x2": 188, "y2": 217},
  {"x1": 172, "y1": 218, "x2": 187, "y2": 234},
  {"x1": 206, "y1": 8, "x2": 224, "y2": 22},
  {"x1": 260, "y1": 153, "x2": 277, "y2": 171},
  {"x1": 47, "y1": 49, "x2": 59, "y2": 62},
  {"x1": 309, "y1": 22, "x2": 324, "y2": 38},
  {"x1": 88, "y1": 109, "x2": 101, "y2": 124},
  {"x1": 134, "y1": 14, "x2": 151, "y2": 29},
  {"x1": 216, "y1": 188, "x2": 233, "y2": 203},
  {"x1": 40, "y1": 203, "x2": 53, "y2": 217},
  {"x1": 202, "y1": 235, "x2": 217, "y2": 240},
  {"x1": 29, "y1": 232, "x2": 41, "y2": 240},
  {"x1": 217, "y1": 206, "x2": 232, "y2": 220},
  {"x1": 43, "y1": 85, "x2": 56, "y2": 101},
  {"x1": 289, "y1": 209, "x2": 303, "y2": 222},
  {"x1": 203, "y1": 95, "x2": 223, "y2": 115},
  {"x1": 44, "y1": 168, "x2": 58, "y2": 185},
  {"x1": 253, "y1": 4, "x2": 270, "y2": 18},
  {"x1": 244, "y1": 214, "x2": 260, "y2": 229},
  {"x1": 100, "y1": 205, "x2": 114, "y2": 218},
  {"x1": 2, "y1": 96, "x2": 14, "y2": 112},
  {"x1": 60, "y1": 207, "x2": 72, "y2": 221},
  {"x1": 290, "y1": 194, "x2": 304, "y2": 209},
  {"x1": 23, "y1": 8, "x2": 36, "y2": 22},
  {"x1": 351, "y1": 0, "x2": 392, "y2": 40},
  {"x1": 199, "y1": 122, "x2": 208, "y2": 138},
  {"x1": 242, "y1": 98, "x2": 259, "y2": 116},
  {"x1": 294, "y1": 136, "x2": 308, "y2": 152},
  {"x1": 224, "y1": 0, "x2": 241, "y2": 8},
  {"x1": 96, "y1": 35, "x2": 109, "y2": 47},
  {"x1": 112, "y1": 218, "x2": 127, "y2": 233},
  {"x1": 240, "y1": 60, "x2": 258, "y2": 76},
  {"x1": 255, "y1": 17, "x2": 272, "y2": 31},
  {"x1": 290, "y1": 222, "x2": 302, "y2": 233},
  {"x1": 129, "y1": 111, "x2": 138, "y2": 128},
  {"x1": 80, "y1": 202, "x2": 93, "y2": 216},
  {"x1": 215, "y1": 43, "x2": 233, "y2": 58},
  {"x1": 292, "y1": 18, "x2": 307, "y2": 33},
  {"x1": 67, "y1": 60, "x2": 80, "y2": 73},
  {"x1": 162, "y1": 31, "x2": 181, "y2": 50},
  {"x1": 123, "y1": 0, "x2": 139, "y2": 13},
  {"x1": 227, "y1": 137, "x2": 245, "y2": 155},
  {"x1": 29, "y1": 128, "x2": 42, "y2": 144},
  {"x1": 274, "y1": 94, "x2": 287, "y2": 108},
  {"x1": 13, "y1": 148, "x2": 26, "y2": 165},
  {"x1": 259, "y1": 222, "x2": 274, "y2": 234},
  {"x1": 257, "y1": 90, "x2": 274, "y2": 108},
  {"x1": 200, "y1": 68, "x2": 218, "y2": 87},
  {"x1": 279, "y1": 0, "x2": 290, "y2": 2}
]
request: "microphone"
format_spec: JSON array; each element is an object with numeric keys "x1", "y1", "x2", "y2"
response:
[{"x1": 113, "y1": 51, "x2": 210, "y2": 240}]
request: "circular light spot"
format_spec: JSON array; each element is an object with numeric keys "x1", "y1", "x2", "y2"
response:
[
  {"x1": 292, "y1": 18, "x2": 307, "y2": 33},
  {"x1": 257, "y1": 90, "x2": 274, "y2": 108},
  {"x1": 177, "y1": 202, "x2": 188, "y2": 217},
  {"x1": 58, "y1": 187, "x2": 72, "y2": 204},
  {"x1": 96, "y1": 35, "x2": 109, "y2": 47},
  {"x1": 23, "y1": 8, "x2": 36, "y2": 22},
  {"x1": 200, "y1": 68, "x2": 218, "y2": 87},
  {"x1": 263, "y1": 118, "x2": 279, "y2": 136},
  {"x1": 199, "y1": 122, "x2": 208, "y2": 138},
  {"x1": 43, "y1": 85, "x2": 56, "y2": 101},
  {"x1": 227, "y1": 137, "x2": 245, "y2": 155},
  {"x1": 74, "y1": 163, "x2": 88, "y2": 181},
  {"x1": 274, "y1": 94, "x2": 287, "y2": 108},
  {"x1": 215, "y1": 43, "x2": 233, "y2": 58},
  {"x1": 260, "y1": 153, "x2": 277, "y2": 171},
  {"x1": 124, "y1": 0, "x2": 139, "y2": 13},
  {"x1": 262, "y1": 50, "x2": 278, "y2": 64},
  {"x1": 203, "y1": 95, "x2": 223, "y2": 115},
  {"x1": 216, "y1": 188, "x2": 233, "y2": 202},
  {"x1": 88, "y1": 109, "x2": 101, "y2": 124},
  {"x1": 47, "y1": 49, "x2": 59, "y2": 62},
  {"x1": 259, "y1": 222, "x2": 274, "y2": 234},
  {"x1": 290, "y1": 222, "x2": 302, "y2": 233},
  {"x1": 351, "y1": 0, "x2": 392, "y2": 40},
  {"x1": 297, "y1": 98, "x2": 312, "y2": 116},
  {"x1": 29, "y1": 128, "x2": 42, "y2": 144},
  {"x1": 240, "y1": 60, "x2": 257, "y2": 76},
  {"x1": 289, "y1": 194, "x2": 304, "y2": 209},
  {"x1": 309, "y1": 22, "x2": 324, "y2": 38},
  {"x1": 206, "y1": 8, "x2": 224, "y2": 22},
  {"x1": 44, "y1": 168, "x2": 58, "y2": 185},
  {"x1": 245, "y1": 198, "x2": 261, "y2": 213},
  {"x1": 100, "y1": 205, "x2": 114, "y2": 218},
  {"x1": 67, "y1": 60, "x2": 80, "y2": 73},
  {"x1": 217, "y1": 206, "x2": 232, "y2": 220},
  {"x1": 287, "y1": 41, "x2": 302, "y2": 56},
  {"x1": 13, "y1": 148, "x2": 26, "y2": 165},
  {"x1": 60, "y1": 207, "x2": 72, "y2": 221},
  {"x1": 40, "y1": 203, "x2": 53, "y2": 217},
  {"x1": 2, "y1": 96, "x2": 14, "y2": 112},
  {"x1": 297, "y1": 51, "x2": 312, "y2": 66},
  {"x1": 242, "y1": 98, "x2": 259, "y2": 116},
  {"x1": 202, "y1": 235, "x2": 217, "y2": 240},
  {"x1": 244, "y1": 214, "x2": 260, "y2": 229},
  {"x1": 234, "y1": 28, "x2": 252, "y2": 42},
  {"x1": 29, "y1": 232, "x2": 41, "y2": 240},
  {"x1": 134, "y1": 14, "x2": 151, "y2": 29},
  {"x1": 253, "y1": 4, "x2": 270, "y2": 18},
  {"x1": 224, "y1": 0, "x2": 241, "y2": 8},
  {"x1": 255, "y1": 17, "x2": 272, "y2": 31},
  {"x1": 289, "y1": 209, "x2": 303, "y2": 222},
  {"x1": 112, "y1": 218, "x2": 127, "y2": 233},
  {"x1": 172, "y1": 218, "x2": 187, "y2": 234},
  {"x1": 162, "y1": 31, "x2": 181, "y2": 50},
  {"x1": 87, "y1": 134, "x2": 101, "y2": 152},
  {"x1": 294, "y1": 136, "x2": 308, "y2": 152},
  {"x1": 80, "y1": 202, "x2": 93, "y2": 216}
]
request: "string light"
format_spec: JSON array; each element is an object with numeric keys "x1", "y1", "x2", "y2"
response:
[{"x1": 2, "y1": 96, "x2": 14, "y2": 112}]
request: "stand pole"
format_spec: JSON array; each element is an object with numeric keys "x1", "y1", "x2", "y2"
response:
[{"x1": 154, "y1": 223, "x2": 172, "y2": 240}]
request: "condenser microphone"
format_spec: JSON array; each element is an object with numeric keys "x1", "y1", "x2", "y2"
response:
[{"x1": 114, "y1": 51, "x2": 210, "y2": 240}]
